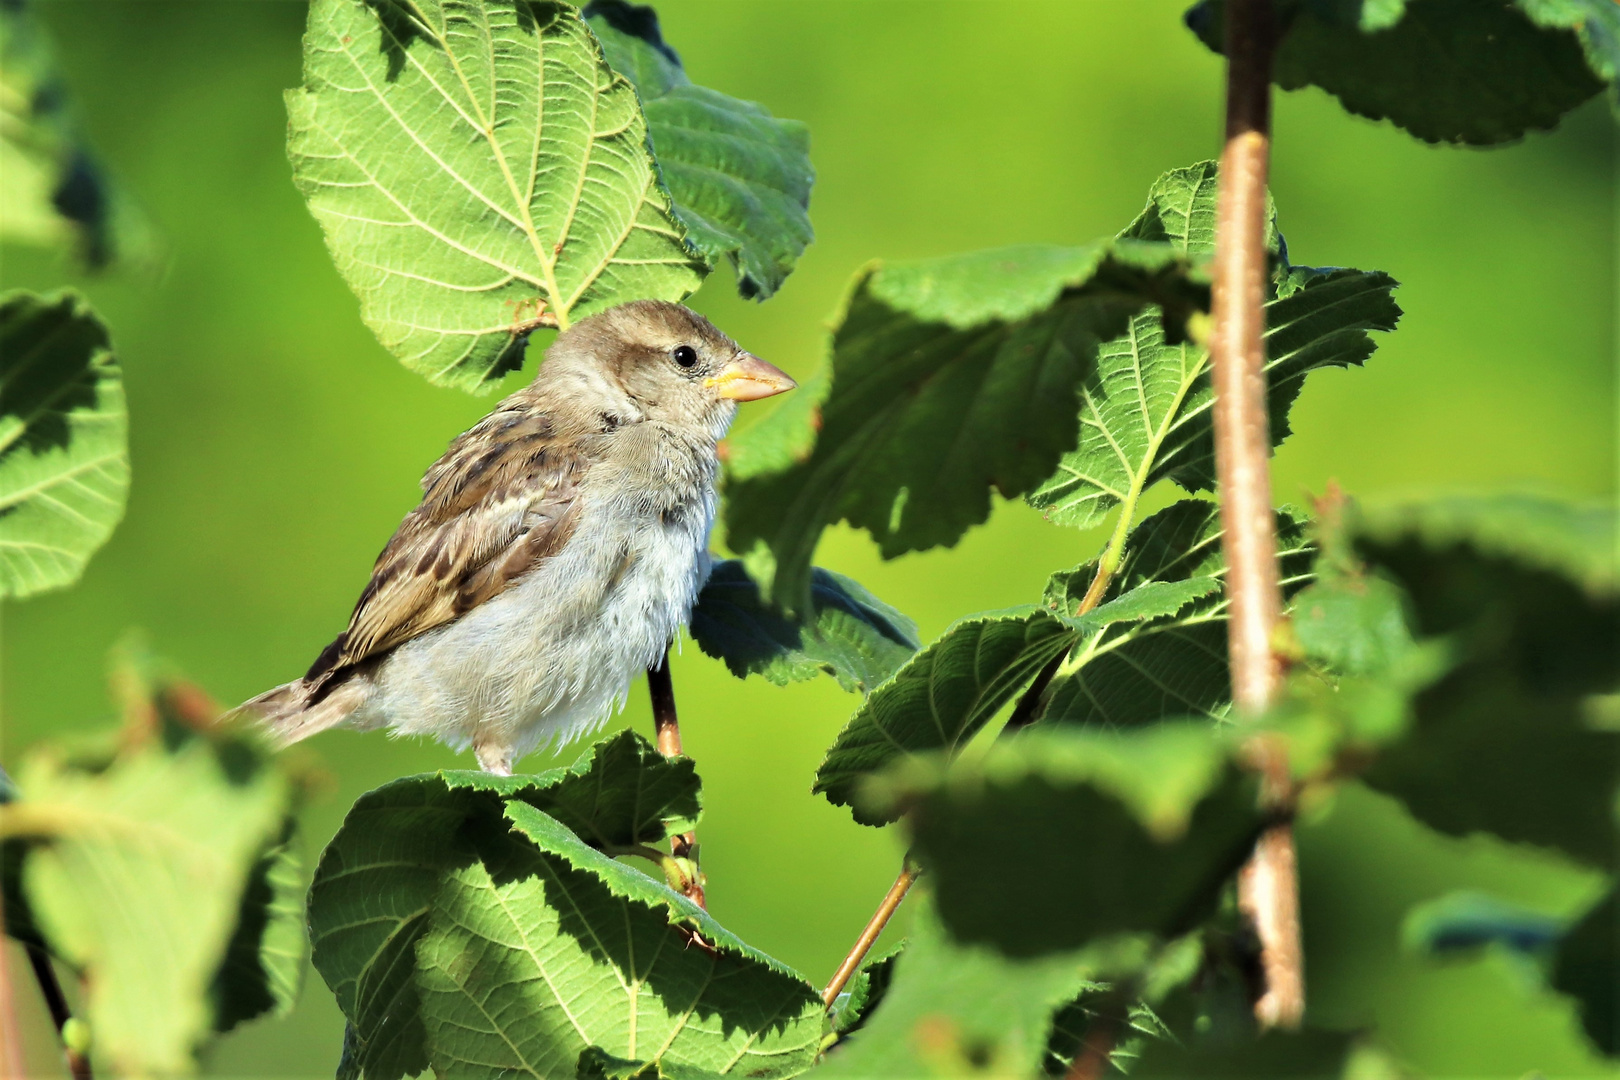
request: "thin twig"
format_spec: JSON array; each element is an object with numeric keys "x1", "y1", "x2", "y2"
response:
[
  {"x1": 1211, "y1": 0, "x2": 1303, "y2": 1030},
  {"x1": 647, "y1": 647, "x2": 705, "y2": 909},
  {"x1": 25, "y1": 945, "x2": 90, "y2": 1080},
  {"x1": 821, "y1": 859, "x2": 919, "y2": 1007}
]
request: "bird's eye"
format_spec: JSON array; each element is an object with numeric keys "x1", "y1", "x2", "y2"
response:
[{"x1": 673, "y1": 345, "x2": 698, "y2": 368}]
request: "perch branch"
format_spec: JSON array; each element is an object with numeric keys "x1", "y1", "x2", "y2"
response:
[
  {"x1": 647, "y1": 647, "x2": 705, "y2": 909},
  {"x1": 821, "y1": 857, "x2": 919, "y2": 1007},
  {"x1": 1212, "y1": 0, "x2": 1303, "y2": 1030}
]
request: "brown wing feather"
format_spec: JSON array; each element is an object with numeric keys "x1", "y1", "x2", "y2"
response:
[{"x1": 306, "y1": 403, "x2": 593, "y2": 688}]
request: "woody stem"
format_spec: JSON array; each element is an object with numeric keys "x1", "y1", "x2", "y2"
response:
[{"x1": 1211, "y1": 0, "x2": 1303, "y2": 1031}]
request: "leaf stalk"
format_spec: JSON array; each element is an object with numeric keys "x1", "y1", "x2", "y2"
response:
[{"x1": 1211, "y1": 0, "x2": 1304, "y2": 1031}]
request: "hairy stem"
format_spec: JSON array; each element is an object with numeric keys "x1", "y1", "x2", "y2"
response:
[
  {"x1": 1212, "y1": 0, "x2": 1303, "y2": 1031},
  {"x1": 648, "y1": 647, "x2": 706, "y2": 909},
  {"x1": 821, "y1": 859, "x2": 919, "y2": 1007}
]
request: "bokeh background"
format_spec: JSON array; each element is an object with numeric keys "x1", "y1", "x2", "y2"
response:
[{"x1": 3, "y1": 1, "x2": 1615, "y2": 1076}]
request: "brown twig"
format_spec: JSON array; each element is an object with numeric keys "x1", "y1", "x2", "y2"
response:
[
  {"x1": 25, "y1": 945, "x2": 91, "y2": 1080},
  {"x1": 1064, "y1": 1014, "x2": 1118, "y2": 1080},
  {"x1": 821, "y1": 859, "x2": 918, "y2": 1007},
  {"x1": 647, "y1": 647, "x2": 705, "y2": 909},
  {"x1": 1211, "y1": 0, "x2": 1303, "y2": 1031}
]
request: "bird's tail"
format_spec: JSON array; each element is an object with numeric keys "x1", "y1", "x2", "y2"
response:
[{"x1": 236, "y1": 676, "x2": 369, "y2": 749}]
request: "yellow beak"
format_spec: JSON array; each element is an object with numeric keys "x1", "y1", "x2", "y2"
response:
[{"x1": 705, "y1": 353, "x2": 798, "y2": 402}]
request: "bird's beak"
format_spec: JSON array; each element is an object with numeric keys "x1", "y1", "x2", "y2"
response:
[{"x1": 705, "y1": 353, "x2": 797, "y2": 401}]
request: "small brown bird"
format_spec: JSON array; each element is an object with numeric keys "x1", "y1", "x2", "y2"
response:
[{"x1": 239, "y1": 300, "x2": 795, "y2": 774}]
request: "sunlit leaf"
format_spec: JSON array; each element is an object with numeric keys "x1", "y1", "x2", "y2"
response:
[
  {"x1": 586, "y1": 0, "x2": 813, "y2": 299},
  {"x1": 1027, "y1": 162, "x2": 1400, "y2": 528},
  {"x1": 0, "y1": 1, "x2": 155, "y2": 268},
  {"x1": 1038, "y1": 500, "x2": 1314, "y2": 728},
  {"x1": 288, "y1": 0, "x2": 705, "y2": 392},
  {"x1": 308, "y1": 736, "x2": 821, "y2": 1080},
  {"x1": 813, "y1": 607, "x2": 1075, "y2": 825},
  {"x1": 689, "y1": 560, "x2": 918, "y2": 693},
  {"x1": 0, "y1": 675, "x2": 298, "y2": 1076},
  {"x1": 0, "y1": 290, "x2": 130, "y2": 598},
  {"x1": 723, "y1": 240, "x2": 1207, "y2": 609}
]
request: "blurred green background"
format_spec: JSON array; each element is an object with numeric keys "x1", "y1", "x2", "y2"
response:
[{"x1": 2, "y1": 1, "x2": 1614, "y2": 1076}]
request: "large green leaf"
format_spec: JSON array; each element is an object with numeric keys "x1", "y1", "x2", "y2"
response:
[
  {"x1": 1552, "y1": 886, "x2": 1618, "y2": 1057},
  {"x1": 585, "y1": 1, "x2": 813, "y2": 299},
  {"x1": 1037, "y1": 500, "x2": 1315, "y2": 728},
  {"x1": 813, "y1": 607, "x2": 1075, "y2": 825},
  {"x1": 0, "y1": 1, "x2": 154, "y2": 268},
  {"x1": 1186, "y1": 0, "x2": 1607, "y2": 146},
  {"x1": 867, "y1": 724, "x2": 1261, "y2": 957},
  {"x1": 688, "y1": 560, "x2": 918, "y2": 693},
  {"x1": 309, "y1": 738, "x2": 821, "y2": 1080},
  {"x1": 0, "y1": 290, "x2": 130, "y2": 598},
  {"x1": 287, "y1": 0, "x2": 705, "y2": 392},
  {"x1": 0, "y1": 679, "x2": 299, "y2": 1076},
  {"x1": 1027, "y1": 162, "x2": 1401, "y2": 529},
  {"x1": 815, "y1": 901, "x2": 1093, "y2": 1079},
  {"x1": 1351, "y1": 496, "x2": 1620, "y2": 868},
  {"x1": 723, "y1": 239, "x2": 1206, "y2": 609}
]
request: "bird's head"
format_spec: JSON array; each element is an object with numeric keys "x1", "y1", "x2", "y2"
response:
[{"x1": 543, "y1": 300, "x2": 796, "y2": 437}]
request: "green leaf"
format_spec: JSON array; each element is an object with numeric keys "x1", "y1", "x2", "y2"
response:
[
  {"x1": 688, "y1": 560, "x2": 919, "y2": 693},
  {"x1": 0, "y1": 290, "x2": 131, "y2": 598},
  {"x1": 528, "y1": 727, "x2": 703, "y2": 845},
  {"x1": 1, "y1": 718, "x2": 296, "y2": 1075},
  {"x1": 1400, "y1": 890, "x2": 1562, "y2": 957},
  {"x1": 1039, "y1": 500, "x2": 1315, "y2": 728},
  {"x1": 1186, "y1": 0, "x2": 1606, "y2": 146},
  {"x1": 1519, "y1": 0, "x2": 1620, "y2": 106},
  {"x1": 1028, "y1": 162, "x2": 1401, "y2": 528},
  {"x1": 868, "y1": 724, "x2": 1260, "y2": 957},
  {"x1": 210, "y1": 823, "x2": 306, "y2": 1033},
  {"x1": 287, "y1": 0, "x2": 705, "y2": 392},
  {"x1": 815, "y1": 900, "x2": 1093, "y2": 1079},
  {"x1": 1352, "y1": 495, "x2": 1620, "y2": 868},
  {"x1": 1552, "y1": 887, "x2": 1618, "y2": 1057},
  {"x1": 585, "y1": 1, "x2": 813, "y2": 299},
  {"x1": 0, "y1": 2, "x2": 155, "y2": 268},
  {"x1": 1133, "y1": 1025, "x2": 1361, "y2": 1078},
  {"x1": 723, "y1": 239, "x2": 1206, "y2": 608},
  {"x1": 309, "y1": 742, "x2": 820, "y2": 1080},
  {"x1": 828, "y1": 940, "x2": 904, "y2": 1040},
  {"x1": 812, "y1": 607, "x2": 1075, "y2": 825}
]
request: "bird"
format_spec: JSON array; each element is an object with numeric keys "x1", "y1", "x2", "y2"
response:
[{"x1": 236, "y1": 300, "x2": 795, "y2": 775}]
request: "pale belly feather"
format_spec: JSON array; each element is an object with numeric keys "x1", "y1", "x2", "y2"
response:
[{"x1": 349, "y1": 485, "x2": 713, "y2": 760}]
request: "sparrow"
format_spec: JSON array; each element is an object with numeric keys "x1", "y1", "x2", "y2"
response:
[{"x1": 238, "y1": 300, "x2": 795, "y2": 774}]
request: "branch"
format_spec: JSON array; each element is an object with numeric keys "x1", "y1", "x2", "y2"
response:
[
  {"x1": 25, "y1": 945, "x2": 91, "y2": 1080},
  {"x1": 1211, "y1": 0, "x2": 1303, "y2": 1031},
  {"x1": 647, "y1": 647, "x2": 705, "y2": 909},
  {"x1": 821, "y1": 858, "x2": 919, "y2": 1007}
]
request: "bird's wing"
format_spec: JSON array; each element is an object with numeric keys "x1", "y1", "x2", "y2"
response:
[{"x1": 306, "y1": 406, "x2": 593, "y2": 685}]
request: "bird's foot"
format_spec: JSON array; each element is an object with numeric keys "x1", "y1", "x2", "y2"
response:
[{"x1": 474, "y1": 737, "x2": 514, "y2": 776}]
